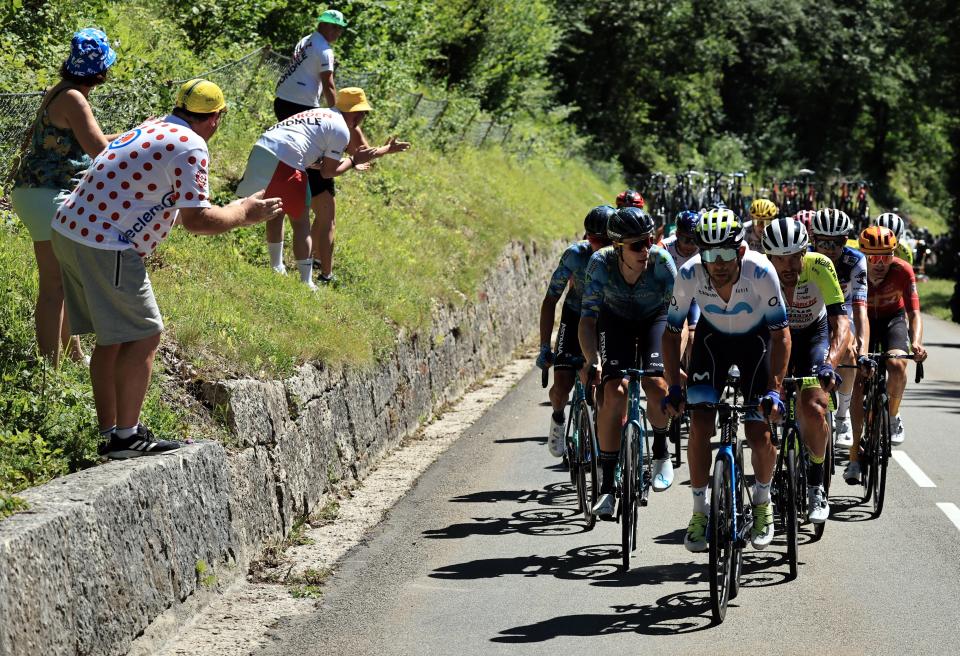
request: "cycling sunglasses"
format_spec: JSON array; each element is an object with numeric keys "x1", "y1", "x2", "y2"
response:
[
  {"x1": 701, "y1": 247, "x2": 738, "y2": 263},
  {"x1": 867, "y1": 254, "x2": 894, "y2": 265},
  {"x1": 814, "y1": 237, "x2": 846, "y2": 250},
  {"x1": 616, "y1": 235, "x2": 655, "y2": 252}
]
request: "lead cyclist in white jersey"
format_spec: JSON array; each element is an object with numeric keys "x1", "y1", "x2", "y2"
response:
[{"x1": 663, "y1": 208, "x2": 791, "y2": 553}]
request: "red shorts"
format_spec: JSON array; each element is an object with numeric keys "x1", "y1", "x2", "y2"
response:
[{"x1": 264, "y1": 161, "x2": 309, "y2": 219}]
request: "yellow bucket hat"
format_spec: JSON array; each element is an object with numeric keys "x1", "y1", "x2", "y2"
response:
[
  {"x1": 335, "y1": 87, "x2": 372, "y2": 113},
  {"x1": 175, "y1": 79, "x2": 227, "y2": 113}
]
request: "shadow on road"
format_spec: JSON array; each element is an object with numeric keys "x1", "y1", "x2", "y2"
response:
[
  {"x1": 491, "y1": 590, "x2": 715, "y2": 641},
  {"x1": 902, "y1": 384, "x2": 960, "y2": 414},
  {"x1": 828, "y1": 495, "x2": 874, "y2": 522},
  {"x1": 494, "y1": 435, "x2": 548, "y2": 444}
]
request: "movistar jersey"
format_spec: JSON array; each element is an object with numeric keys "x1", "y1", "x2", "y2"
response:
[
  {"x1": 546, "y1": 240, "x2": 594, "y2": 313},
  {"x1": 581, "y1": 245, "x2": 677, "y2": 321},
  {"x1": 668, "y1": 249, "x2": 788, "y2": 335},
  {"x1": 783, "y1": 252, "x2": 846, "y2": 330}
]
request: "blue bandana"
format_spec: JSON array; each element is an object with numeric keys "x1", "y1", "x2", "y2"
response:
[{"x1": 65, "y1": 28, "x2": 117, "y2": 77}]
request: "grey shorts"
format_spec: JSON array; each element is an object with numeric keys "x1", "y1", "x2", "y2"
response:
[{"x1": 51, "y1": 231, "x2": 164, "y2": 345}]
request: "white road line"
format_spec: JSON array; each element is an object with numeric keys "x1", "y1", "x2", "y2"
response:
[
  {"x1": 892, "y1": 451, "x2": 936, "y2": 488},
  {"x1": 936, "y1": 503, "x2": 960, "y2": 532}
]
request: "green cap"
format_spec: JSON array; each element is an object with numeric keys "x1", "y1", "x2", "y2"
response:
[{"x1": 318, "y1": 9, "x2": 347, "y2": 27}]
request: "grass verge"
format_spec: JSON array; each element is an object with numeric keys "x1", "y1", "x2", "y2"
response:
[{"x1": 917, "y1": 277, "x2": 955, "y2": 322}]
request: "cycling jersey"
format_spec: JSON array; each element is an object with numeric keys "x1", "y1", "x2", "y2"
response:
[
  {"x1": 743, "y1": 222, "x2": 764, "y2": 252},
  {"x1": 668, "y1": 249, "x2": 788, "y2": 336},
  {"x1": 581, "y1": 246, "x2": 676, "y2": 321},
  {"x1": 546, "y1": 240, "x2": 593, "y2": 313},
  {"x1": 782, "y1": 252, "x2": 846, "y2": 330},
  {"x1": 829, "y1": 246, "x2": 867, "y2": 315},
  {"x1": 867, "y1": 257, "x2": 919, "y2": 319},
  {"x1": 895, "y1": 241, "x2": 914, "y2": 266},
  {"x1": 659, "y1": 235, "x2": 700, "y2": 326}
]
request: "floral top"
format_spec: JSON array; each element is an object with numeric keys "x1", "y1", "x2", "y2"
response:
[{"x1": 13, "y1": 87, "x2": 92, "y2": 191}]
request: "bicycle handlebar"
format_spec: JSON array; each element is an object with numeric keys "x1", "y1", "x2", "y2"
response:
[{"x1": 838, "y1": 354, "x2": 924, "y2": 384}]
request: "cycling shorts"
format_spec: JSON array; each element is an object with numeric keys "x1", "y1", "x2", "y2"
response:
[
  {"x1": 869, "y1": 309, "x2": 910, "y2": 353},
  {"x1": 686, "y1": 320, "x2": 772, "y2": 423},
  {"x1": 598, "y1": 308, "x2": 666, "y2": 383},
  {"x1": 788, "y1": 315, "x2": 830, "y2": 377},
  {"x1": 554, "y1": 304, "x2": 584, "y2": 369},
  {"x1": 274, "y1": 97, "x2": 335, "y2": 198}
]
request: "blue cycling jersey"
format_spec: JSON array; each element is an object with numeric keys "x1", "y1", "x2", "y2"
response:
[
  {"x1": 668, "y1": 249, "x2": 788, "y2": 335},
  {"x1": 832, "y1": 246, "x2": 868, "y2": 314},
  {"x1": 580, "y1": 245, "x2": 677, "y2": 321},
  {"x1": 546, "y1": 240, "x2": 594, "y2": 313}
]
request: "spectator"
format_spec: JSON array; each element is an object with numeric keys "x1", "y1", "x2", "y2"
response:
[
  {"x1": 49, "y1": 79, "x2": 283, "y2": 459},
  {"x1": 239, "y1": 87, "x2": 410, "y2": 286},
  {"x1": 10, "y1": 28, "x2": 119, "y2": 365},
  {"x1": 270, "y1": 8, "x2": 347, "y2": 281}
]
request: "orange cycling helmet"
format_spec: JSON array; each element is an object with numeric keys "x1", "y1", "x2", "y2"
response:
[{"x1": 859, "y1": 225, "x2": 897, "y2": 255}]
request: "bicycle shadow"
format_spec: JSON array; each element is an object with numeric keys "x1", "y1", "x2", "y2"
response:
[
  {"x1": 491, "y1": 590, "x2": 715, "y2": 642},
  {"x1": 826, "y1": 494, "x2": 873, "y2": 523},
  {"x1": 494, "y1": 435, "x2": 548, "y2": 444}
]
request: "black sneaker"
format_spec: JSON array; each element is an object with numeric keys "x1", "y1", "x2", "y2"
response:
[
  {"x1": 316, "y1": 272, "x2": 337, "y2": 285},
  {"x1": 104, "y1": 425, "x2": 182, "y2": 460}
]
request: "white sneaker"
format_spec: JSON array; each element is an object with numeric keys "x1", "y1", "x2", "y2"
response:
[
  {"x1": 304, "y1": 280, "x2": 319, "y2": 292},
  {"x1": 889, "y1": 414, "x2": 905, "y2": 446},
  {"x1": 835, "y1": 416, "x2": 853, "y2": 450},
  {"x1": 652, "y1": 458, "x2": 674, "y2": 492},
  {"x1": 547, "y1": 414, "x2": 565, "y2": 457},
  {"x1": 751, "y1": 502, "x2": 775, "y2": 550},
  {"x1": 592, "y1": 493, "x2": 616, "y2": 520},
  {"x1": 272, "y1": 264, "x2": 287, "y2": 275},
  {"x1": 807, "y1": 485, "x2": 829, "y2": 524},
  {"x1": 843, "y1": 461, "x2": 861, "y2": 485}
]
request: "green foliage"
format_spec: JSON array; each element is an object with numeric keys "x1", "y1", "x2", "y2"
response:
[
  {"x1": 0, "y1": 492, "x2": 27, "y2": 520},
  {"x1": 916, "y1": 278, "x2": 954, "y2": 322}
]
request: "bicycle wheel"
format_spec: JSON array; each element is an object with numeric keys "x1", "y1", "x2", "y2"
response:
[
  {"x1": 813, "y1": 435, "x2": 833, "y2": 541},
  {"x1": 785, "y1": 439, "x2": 799, "y2": 581},
  {"x1": 872, "y1": 401, "x2": 890, "y2": 518},
  {"x1": 709, "y1": 458, "x2": 733, "y2": 623},
  {"x1": 565, "y1": 405, "x2": 578, "y2": 486},
  {"x1": 620, "y1": 425, "x2": 635, "y2": 571},
  {"x1": 729, "y1": 440, "x2": 746, "y2": 600},
  {"x1": 577, "y1": 406, "x2": 597, "y2": 530}
]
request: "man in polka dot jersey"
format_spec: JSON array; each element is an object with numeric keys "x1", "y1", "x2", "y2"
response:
[{"x1": 50, "y1": 79, "x2": 284, "y2": 460}]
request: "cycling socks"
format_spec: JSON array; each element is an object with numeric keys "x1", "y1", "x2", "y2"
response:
[
  {"x1": 268, "y1": 241, "x2": 284, "y2": 269},
  {"x1": 296, "y1": 258, "x2": 313, "y2": 284},
  {"x1": 808, "y1": 451, "x2": 825, "y2": 487},
  {"x1": 837, "y1": 391, "x2": 851, "y2": 418},
  {"x1": 600, "y1": 450, "x2": 618, "y2": 494},
  {"x1": 692, "y1": 485, "x2": 709, "y2": 514},
  {"x1": 115, "y1": 425, "x2": 138, "y2": 439},
  {"x1": 652, "y1": 426, "x2": 668, "y2": 460},
  {"x1": 752, "y1": 478, "x2": 772, "y2": 505},
  {"x1": 552, "y1": 410, "x2": 565, "y2": 424}
]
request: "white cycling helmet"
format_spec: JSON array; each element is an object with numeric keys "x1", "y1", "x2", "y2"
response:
[
  {"x1": 696, "y1": 207, "x2": 744, "y2": 248},
  {"x1": 762, "y1": 218, "x2": 809, "y2": 255},
  {"x1": 875, "y1": 212, "x2": 905, "y2": 240},
  {"x1": 812, "y1": 208, "x2": 852, "y2": 237}
]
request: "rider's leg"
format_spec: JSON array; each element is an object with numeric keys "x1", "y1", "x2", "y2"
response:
[
  {"x1": 597, "y1": 377, "x2": 628, "y2": 494},
  {"x1": 885, "y1": 352, "x2": 908, "y2": 416},
  {"x1": 642, "y1": 376, "x2": 669, "y2": 456},
  {"x1": 549, "y1": 369, "x2": 575, "y2": 420},
  {"x1": 836, "y1": 336, "x2": 857, "y2": 422},
  {"x1": 745, "y1": 420, "x2": 777, "y2": 499},
  {"x1": 798, "y1": 386, "x2": 830, "y2": 486}
]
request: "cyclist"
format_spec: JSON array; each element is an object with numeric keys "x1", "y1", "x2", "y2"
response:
[
  {"x1": 537, "y1": 205, "x2": 616, "y2": 456},
  {"x1": 615, "y1": 189, "x2": 645, "y2": 209},
  {"x1": 663, "y1": 208, "x2": 790, "y2": 552},
  {"x1": 845, "y1": 226, "x2": 928, "y2": 482},
  {"x1": 763, "y1": 218, "x2": 850, "y2": 523},
  {"x1": 810, "y1": 208, "x2": 869, "y2": 449},
  {"x1": 659, "y1": 210, "x2": 701, "y2": 367},
  {"x1": 744, "y1": 198, "x2": 778, "y2": 252},
  {"x1": 579, "y1": 207, "x2": 677, "y2": 519},
  {"x1": 875, "y1": 212, "x2": 914, "y2": 267},
  {"x1": 794, "y1": 209, "x2": 816, "y2": 234}
]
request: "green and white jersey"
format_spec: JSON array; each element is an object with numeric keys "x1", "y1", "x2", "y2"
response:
[{"x1": 784, "y1": 252, "x2": 846, "y2": 329}]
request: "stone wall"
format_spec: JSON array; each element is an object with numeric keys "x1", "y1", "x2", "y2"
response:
[{"x1": 0, "y1": 239, "x2": 561, "y2": 656}]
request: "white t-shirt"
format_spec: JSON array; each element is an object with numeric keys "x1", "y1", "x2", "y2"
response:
[
  {"x1": 52, "y1": 116, "x2": 211, "y2": 257},
  {"x1": 275, "y1": 32, "x2": 335, "y2": 107},
  {"x1": 254, "y1": 108, "x2": 350, "y2": 171}
]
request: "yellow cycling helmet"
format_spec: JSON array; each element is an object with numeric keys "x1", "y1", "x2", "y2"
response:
[{"x1": 749, "y1": 198, "x2": 779, "y2": 221}]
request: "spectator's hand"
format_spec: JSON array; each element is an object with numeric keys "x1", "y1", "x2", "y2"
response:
[
  {"x1": 242, "y1": 190, "x2": 284, "y2": 225},
  {"x1": 352, "y1": 145, "x2": 378, "y2": 166},
  {"x1": 384, "y1": 136, "x2": 411, "y2": 154},
  {"x1": 354, "y1": 160, "x2": 372, "y2": 172},
  {"x1": 912, "y1": 343, "x2": 928, "y2": 362}
]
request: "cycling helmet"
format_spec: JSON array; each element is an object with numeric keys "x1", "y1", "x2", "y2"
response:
[
  {"x1": 762, "y1": 218, "x2": 809, "y2": 255},
  {"x1": 584, "y1": 205, "x2": 616, "y2": 237},
  {"x1": 811, "y1": 208, "x2": 852, "y2": 237},
  {"x1": 675, "y1": 210, "x2": 700, "y2": 235},
  {"x1": 607, "y1": 206, "x2": 655, "y2": 241},
  {"x1": 749, "y1": 198, "x2": 778, "y2": 221},
  {"x1": 875, "y1": 212, "x2": 905, "y2": 240},
  {"x1": 859, "y1": 225, "x2": 897, "y2": 255},
  {"x1": 794, "y1": 209, "x2": 816, "y2": 230},
  {"x1": 696, "y1": 207, "x2": 744, "y2": 249},
  {"x1": 615, "y1": 189, "x2": 645, "y2": 209}
]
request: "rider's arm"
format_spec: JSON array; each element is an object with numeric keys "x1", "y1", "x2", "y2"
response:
[
  {"x1": 578, "y1": 316, "x2": 599, "y2": 368},
  {"x1": 907, "y1": 309, "x2": 923, "y2": 348},
  {"x1": 539, "y1": 294, "x2": 561, "y2": 349},
  {"x1": 827, "y1": 313, "x2": 850, "y2": 369},
  {"x1": 902, "y1": 262, "x2": 923, "y2": 354},
  {"x1": 760, "y1": 259, "x2": 791, "y2": 390},
  {"x1": 853, "y1": 304, "x2": 869, "y2": 358},
  {"x1": 578, "y1": 251, "x2": 605, "y2": 369},
  {"x1": 769, "y1": 327, "x2": 791, "y2": 391},
  {"x1": 664, "y1": 261, "x2": 695, "y2": 386}
]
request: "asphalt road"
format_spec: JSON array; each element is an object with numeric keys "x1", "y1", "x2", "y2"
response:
[{"x1": 258, "y1": 315, "x2": 960, "y2": 656}]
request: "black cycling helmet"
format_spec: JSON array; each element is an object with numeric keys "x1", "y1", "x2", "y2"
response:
[
  {"x1": 584, "y1": 205, "x2": 617, "y2": 238},
  {"x1": 607, "y1": 207, "x2": 655, "y2": 242}
]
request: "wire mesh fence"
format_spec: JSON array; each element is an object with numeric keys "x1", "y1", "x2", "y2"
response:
[{"x1": 0, "y1": 46, "x2": 536, "y2": 197}]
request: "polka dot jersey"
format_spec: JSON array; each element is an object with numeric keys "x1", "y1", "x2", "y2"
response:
[{"x1": 51, "y1": 115, "x2": 212, "y2": 257}]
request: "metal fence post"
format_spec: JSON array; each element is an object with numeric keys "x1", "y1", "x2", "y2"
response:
[
  {"x1": 240, "y1": 46, "x2": 270, "y2": 101},
  {"x1": 460, "y1": 111, "x2": 476, "y2": 144},
  {"x1": 429, "y1": 99, "x2": 450, "y2": 129},
  {"x1": 500, "y1": 124, "x2": 512, "y2": 146},
  {"x1": 479, "y1": 120, "x2": 495, "y2": 146}
]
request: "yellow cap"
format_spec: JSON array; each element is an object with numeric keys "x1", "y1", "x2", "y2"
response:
[
  {"x1": 335, "y1": 87, "x2": 372, "y2": 113},
  {"x1": 175, "y1": 79, "x2": 226, "y2": 113}
]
